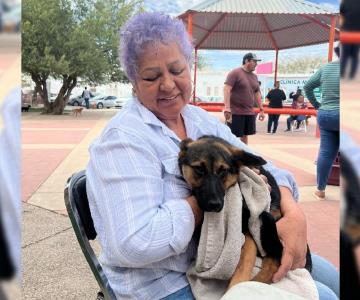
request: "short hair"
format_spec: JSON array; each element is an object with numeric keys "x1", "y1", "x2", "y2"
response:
[
  {"x1": 334, "y1": 45, "x2": 340, "y2": 58},
  {"x1": 119, "y1": 12, "x2": 193, "y2": 83},
  {"x1": 293, "y1": 93, "x2": 303, "y2": 101}
]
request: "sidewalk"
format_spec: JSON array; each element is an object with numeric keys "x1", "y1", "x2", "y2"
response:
[{"x1": 22, "y1": 109, "x2": 339, "y2": 299}]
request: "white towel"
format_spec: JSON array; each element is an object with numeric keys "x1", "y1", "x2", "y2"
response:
[{"x1": 187, "y1": 167, "x2": 319, "y2": 300}]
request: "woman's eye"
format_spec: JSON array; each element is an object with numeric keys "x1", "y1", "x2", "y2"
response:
[
  {"x1": 171, "y1": 69, "x2": 184, "y2": 75},
  {"x1": 143, "y1": 77, "x2": 158, "y2": 82}
]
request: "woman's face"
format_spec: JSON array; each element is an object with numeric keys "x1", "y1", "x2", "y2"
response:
[{"x1": 133, "y1": 42, "x2": 192, "y2": 121}]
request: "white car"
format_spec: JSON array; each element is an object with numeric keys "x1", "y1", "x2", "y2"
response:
[
  {"x1": 89, "y1": 95, "x2": 116, "y2": 109},
  {"x1": 114, "y1": 97, "x2": 133, "y2": 108}
]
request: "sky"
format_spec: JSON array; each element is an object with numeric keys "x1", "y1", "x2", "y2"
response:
[{"x1": 144, "y1": 0, "x2": 340, "y2": 71}]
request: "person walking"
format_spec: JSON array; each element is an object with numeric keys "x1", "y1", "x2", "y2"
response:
[
  {"x1": 265, "y1": 81, "x2": 286, "y2": 134},
  {"x1": 340, "y1": 0, "x2": 360, "y2": 79},
  {"x1": 304, "y1": 47, "x2": 340, "y2": 201},
  {"x1": 81, "y1": 86, "x2": 91, "y2": 109},
  {"x1": 223, "y1": 53, "x2": 265, "y2": 145}
]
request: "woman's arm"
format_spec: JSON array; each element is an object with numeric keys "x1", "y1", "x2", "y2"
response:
[
  {"x1": 86, "y1": 129, "x2": 195, "y2": 268},
  {"x1": 272, "y1": 187, "x2": 307, "y2": 282}
]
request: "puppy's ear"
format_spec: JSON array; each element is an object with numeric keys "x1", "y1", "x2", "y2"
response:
[
  {"x1": 179, "y1": 138, "x2": 194, "y2": 152},
  {"x1": 178, "y1": 138, "x2": 194, "y2": 171},
  {"x1": 232, "y1": 149, "x2": 267, "y2": 167}
]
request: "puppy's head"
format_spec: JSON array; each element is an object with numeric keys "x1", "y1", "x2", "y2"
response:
[{"x1": 178, "y1": 135, "x2": 266, "y2": 212}]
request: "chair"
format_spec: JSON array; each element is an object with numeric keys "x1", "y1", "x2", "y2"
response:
[
  {"x1": 290, "y1": 119, "x2": 307, "y2": 133},
  {"x1": 64, "y1": 170, "x2": 117, "y2": 300}
]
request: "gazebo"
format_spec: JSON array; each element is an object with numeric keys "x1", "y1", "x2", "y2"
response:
[{"x1": 178, "y1": 0, "x2": 340, "y2": 102}]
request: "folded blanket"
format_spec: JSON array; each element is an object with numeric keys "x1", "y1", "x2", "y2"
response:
[{"x1": 187, "y1": 167, "x2": 319, "y2": 300}]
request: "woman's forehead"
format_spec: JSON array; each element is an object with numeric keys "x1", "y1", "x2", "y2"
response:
[{"x1": 137, "y1": 42, "x2": 186, "y2": 69}]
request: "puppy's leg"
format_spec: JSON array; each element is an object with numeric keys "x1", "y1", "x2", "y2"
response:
[
  {"x1": 251, "y1": 256, "x2": 280, "y2": 283},
  {"x1": 227, "y1": 234, "x2": 257, "y2": 290}
]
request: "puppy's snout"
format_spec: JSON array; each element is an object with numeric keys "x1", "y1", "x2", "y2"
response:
[{"x1": 206, "y1": 200, "x2": 223, "y2": 212}]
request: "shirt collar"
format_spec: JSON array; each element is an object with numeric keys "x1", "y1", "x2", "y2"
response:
[{"x1": 133, "y1": 98, "x2": 204, "y2": 140}]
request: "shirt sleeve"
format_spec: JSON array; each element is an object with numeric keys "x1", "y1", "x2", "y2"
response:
[
  {"x1": 224, "y1": 69, "x2": 238, "y2": 87},
  {"x1": 86, "y1": 128, "x2": 195, "y2": 268},
  {"x1": 215, "y1": 121, "x2": 299, "y2": 200},
  {"x1": 304, "y1": 69, "x2": 322, "y2": 109}
]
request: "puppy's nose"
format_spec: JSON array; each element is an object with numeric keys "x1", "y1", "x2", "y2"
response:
[{"x1": 206, "y1": 200, "x2": 223, "y2": 212}]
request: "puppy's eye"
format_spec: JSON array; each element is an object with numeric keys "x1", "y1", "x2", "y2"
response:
[
  {"x1": 217, "y1": 167, "x2": 229, "y2": 178},
  {"x1": 192, "y1": 166, "x2": 205, "y2": 176}
]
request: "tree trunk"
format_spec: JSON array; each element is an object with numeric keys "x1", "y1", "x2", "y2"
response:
[
  {"x1": 31, "y1": 73, "x2": 51, "y2": 113},
  {"x1": 52, "y1": 75, "x2": 77, "y2": 115},
  {"x1": 31, "y1": 73, "x2": 77, "y2": 115}
]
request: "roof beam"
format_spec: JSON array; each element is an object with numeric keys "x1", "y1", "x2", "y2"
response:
[
  {"x1": 301, "y1": 14, "x2": 339, "y2": 32},
  {"x1": 259, "y1": 14, "x2": 278, "y2": 50},
  {"x1": 195, "y1": 13, "x2": 227, "y2": 49}
]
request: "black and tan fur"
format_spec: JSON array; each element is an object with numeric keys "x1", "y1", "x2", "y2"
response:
[{"x1": 178, "y1": 135, "x2": 312, "y2": 287}]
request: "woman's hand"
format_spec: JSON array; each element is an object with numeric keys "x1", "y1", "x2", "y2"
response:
[
  {"x1": 186, "y1": 196, "x2": 203, "y2": 227},
  {"x1": 251, "y1": 167, "x2": 271, "y2": 192},
  {"x1": 272, "y1": 187, "x2": 307, "y2": 283}
]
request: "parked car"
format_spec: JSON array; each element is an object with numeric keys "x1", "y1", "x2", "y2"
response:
[
  {"x1": 89, "y1": 95, "x2": 116, "y2": 109},
  {"x1": 67, "y1": 93, "x2": 98, "y2": 106},
  {"x1": 114, "y1": 96, "x2": 132, "y2": 108}
]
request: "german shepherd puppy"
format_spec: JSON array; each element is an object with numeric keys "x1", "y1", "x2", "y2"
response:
[{"x1": 178, "y1": 135, "x2": 312, "y2": 286}]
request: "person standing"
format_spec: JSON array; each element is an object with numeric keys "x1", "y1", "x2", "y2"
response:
[
  {"x1": 304, "y1": 47, "x2": 340, "y2": 201},
  {"x1": 265, "y1": 81, "x2": 286, "y2": 134},
  {"x1": 340, "y1": 0, "x2": 360, "y2": 79},
  {"x1": 223, "y1": 53, "x2": 265, "y2": 145},
  {"x1": 81, "y1": 86, "x2": 91, "y2": 109}
]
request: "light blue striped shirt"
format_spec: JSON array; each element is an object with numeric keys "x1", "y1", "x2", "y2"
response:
[{"x1": 86, "y1": 98, "x2": 298, "y2": 299}]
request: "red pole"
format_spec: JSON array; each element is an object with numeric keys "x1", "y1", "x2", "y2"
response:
[
  {"x1": 328, "y1": 16, "x2": 336, "y2": 62},
  {"x1": 187, "y1": 13, "x2": 193, "y2": 38},
  {"x1": 193, "y1": 48, "x2": 198, "y2": 103},
  {"x1": 274, "y1": 49, "x2": 279, "y2": 83}
]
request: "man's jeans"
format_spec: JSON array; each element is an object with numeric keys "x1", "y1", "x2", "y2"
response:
[{"x1": 85, "y1": 98, "x2": 90, "y2": 109}]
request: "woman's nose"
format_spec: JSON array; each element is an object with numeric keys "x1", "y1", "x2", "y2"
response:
[{"x1": 160, "y1": 74, "x2": 175, "y2": 92}]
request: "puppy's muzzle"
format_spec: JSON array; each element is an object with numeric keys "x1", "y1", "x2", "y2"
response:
[{"x1": 193, "y1": 176, "x2": 225, "y2": 212}]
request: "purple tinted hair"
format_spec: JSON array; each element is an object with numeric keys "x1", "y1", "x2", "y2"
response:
[{"x1": 119, "y1": 12, "x2": 193, "y2": 83}]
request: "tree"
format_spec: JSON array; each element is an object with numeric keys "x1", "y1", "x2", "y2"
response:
[
  {"x1": 22, "y1": 0, "x2": 142, "y2": 114},
  {"x1": 196, "y1": 53, "x2": 211, "y2": 71},
  {"x1": 278, "y1": 56, "x2": 327, "y2": 74}
]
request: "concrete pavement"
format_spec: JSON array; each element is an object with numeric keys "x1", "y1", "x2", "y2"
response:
[{"x1": 22, "y1": 108, "x2": 340, "y2": 299}]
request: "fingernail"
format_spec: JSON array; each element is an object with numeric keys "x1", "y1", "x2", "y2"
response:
[{"x1": 273, "y1": 278, "x2": 279, "y2": 283}]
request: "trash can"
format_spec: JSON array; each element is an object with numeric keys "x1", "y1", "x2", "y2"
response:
[{"x1": 327, "y1": 153, "x2": 340, "y2": 186}]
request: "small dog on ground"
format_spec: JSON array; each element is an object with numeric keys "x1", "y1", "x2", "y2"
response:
[
  {"x1": 72, "y1": 107, "x2": 83, "y2": 117},
  {"x1": 21, "y1": 105, "x2": 31, "y2": 112},
  {"x1": 178, "y1": 135, "x2": 312, "y2": 287}
]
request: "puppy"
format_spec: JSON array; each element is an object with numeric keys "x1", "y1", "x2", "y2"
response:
[
  {"x1": 178, "y1": 135, "x2": 312, "y2": 286},
  {"x1": 72, "y1": 107, "x2": 83, "y2": 117}
]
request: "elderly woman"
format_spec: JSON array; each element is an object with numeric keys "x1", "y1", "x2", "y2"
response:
[{"x1": 86, "y1": 12, "x2": 338, "y2": 300}]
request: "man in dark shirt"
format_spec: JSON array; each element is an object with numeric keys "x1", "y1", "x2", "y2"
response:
[
  {"x1": 223, "y1": 53, "x2": 265, "y2": 144},
  {"x1": 265, "y1": 81, "x2": 286, "y2": 134},
  {"x1": 340, "y1": 0, "x2": 360, "y2": 79}
]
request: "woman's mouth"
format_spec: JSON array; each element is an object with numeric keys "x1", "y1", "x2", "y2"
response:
[{"x1": 158, "y1": 94, "x2": 180, "y2": 102}]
